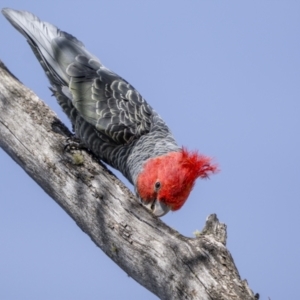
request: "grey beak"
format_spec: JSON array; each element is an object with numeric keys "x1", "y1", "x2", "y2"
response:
[{"x1": 141, "y1": 199, "x2": 171, "y2": 217}]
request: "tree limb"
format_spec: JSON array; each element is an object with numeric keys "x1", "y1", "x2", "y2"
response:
[{"x1": 0, "y1": 60, "x2": 258, "y2": 300}]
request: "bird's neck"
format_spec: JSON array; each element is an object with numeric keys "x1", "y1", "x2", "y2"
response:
[
  {"x1": 100, "y1": 113, "x2": 180, "y2": 185},
  {"x1": 126, "y1": 131, "x2": 180, "y2": 185}
]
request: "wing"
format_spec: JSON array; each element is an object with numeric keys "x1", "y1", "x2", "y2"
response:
[
  {"x1": 2, "y1": 8, "x2": 154, "y2": 145},
  {"x1": 67, "y1": 55, "x2": 153, "y2": 144}
]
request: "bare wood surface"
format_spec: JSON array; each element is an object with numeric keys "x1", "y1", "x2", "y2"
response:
[{"x1": 0, "y1": 60, "x2": 258, "y2": 300}]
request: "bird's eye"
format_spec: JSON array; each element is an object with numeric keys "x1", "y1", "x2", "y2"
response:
[{"x1": 155, "y1": 181, "x2": 161, "y2": 190}]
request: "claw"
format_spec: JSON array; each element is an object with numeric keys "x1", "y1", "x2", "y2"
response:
[{"x1": 64, "y1": 136, "x2": 86, "y2": 152}]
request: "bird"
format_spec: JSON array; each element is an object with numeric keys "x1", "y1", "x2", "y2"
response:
[{"x1": 2, "y1": 8, "x2": 218, "y2": 217}]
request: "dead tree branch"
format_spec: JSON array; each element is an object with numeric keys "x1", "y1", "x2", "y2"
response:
[{"x1": 0, "y1": 60, "x2": 258, "y2": 300}]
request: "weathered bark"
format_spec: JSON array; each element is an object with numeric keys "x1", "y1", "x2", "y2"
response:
[{"x1": 0, "y1": 60, "x2": 258, "y2": 300}]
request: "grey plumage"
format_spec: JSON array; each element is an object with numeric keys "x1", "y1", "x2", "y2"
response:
[{"x1": 2, "y1": 8, "x2": 180, "y2": 185}]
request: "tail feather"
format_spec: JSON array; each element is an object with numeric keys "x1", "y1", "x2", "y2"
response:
[{"x1": 2, "y1": 8, "x2": 99, "y2": 86}]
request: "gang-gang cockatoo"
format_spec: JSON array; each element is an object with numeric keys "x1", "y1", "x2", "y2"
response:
[{"x1": 2, "y1": 8, "x2": 218, "y2": 217}]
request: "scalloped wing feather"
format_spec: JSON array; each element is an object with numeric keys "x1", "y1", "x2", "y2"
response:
[{"x1": 67, "y1": 55, "x2": 153, "y2": 144}]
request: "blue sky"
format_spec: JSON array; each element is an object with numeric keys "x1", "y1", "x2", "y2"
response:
[{"x1": 0, "y1": 1, "x2": 299, "y2": 299}]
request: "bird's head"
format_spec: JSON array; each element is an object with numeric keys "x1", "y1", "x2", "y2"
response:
[{"x1": 136, "y1": 148, "x2": 218, "y2": 217}]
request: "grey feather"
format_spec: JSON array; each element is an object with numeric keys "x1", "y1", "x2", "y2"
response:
[{"x1": 2, "y1": 8, "x2": 180, "y2": 184}]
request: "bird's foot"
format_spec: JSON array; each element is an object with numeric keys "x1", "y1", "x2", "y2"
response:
[
  {"x1": 63, "y1": 136, "x2": 87, "y2": 166},
  {"x1": 64, "y1": 136, "x2": 87, "y2": 152}
]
